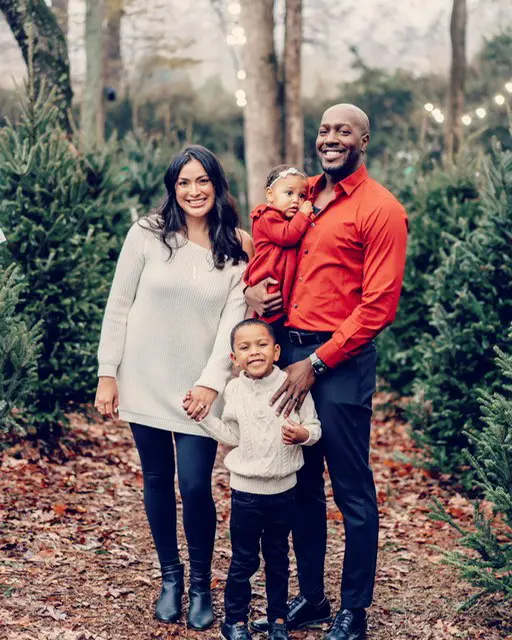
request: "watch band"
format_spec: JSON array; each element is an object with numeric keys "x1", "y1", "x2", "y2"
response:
[{"x1": 309, "y1": 352, "x2": 328, "y2": 375}]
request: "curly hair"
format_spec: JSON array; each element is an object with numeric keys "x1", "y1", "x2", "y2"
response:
[{"x1": 140, "y1": 145, "x2": 248, "y2": 268}]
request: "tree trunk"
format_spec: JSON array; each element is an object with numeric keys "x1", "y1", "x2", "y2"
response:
[
  {"x1": 445, "y1": 0, "x2": 466, "y2": 164},
  {"x1": 241, "y1": 0, "x2": 282, "y2": 209},
  {"x1": 51, "y1": 0, "x2": 68, "y2": 37},
  {"x1": 81, "y1": 0, "x2": 104, "y2": 147},
  {"x1": 105, "y1": 0, "x2": 123, "y2": 96},
  {"x1": 0, "y1": 0, "x2": 73, "y2": 132},
  {"x1": 284, "y1": 0, "x2": 303, "y2": 167}
]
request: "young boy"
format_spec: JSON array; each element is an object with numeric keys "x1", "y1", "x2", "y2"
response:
[{"x1": 183, "y1": 319, "x2": 321, "y2": 640}]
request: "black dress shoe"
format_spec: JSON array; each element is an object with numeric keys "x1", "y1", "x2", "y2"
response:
[
  {"x1": 155, "y1": 563, "x2": 184, "y2": 623},
  {"x1": 268, "y1": 620, "x2": 289, "y2": 639},
  {"x1": 324, "y1": 608, "x2": 367, "y2": 640},
  {"x1": 251, "y1": 594, "x2": 331, "y2": 632},
  {"x1": 187, "y1": 570, "x2": 214, "y2": 630},
  {"x1": 220, "y1": 622, "x2": 253, "y2": 640}
]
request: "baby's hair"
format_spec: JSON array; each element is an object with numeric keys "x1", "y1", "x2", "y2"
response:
[
  {"x1": 230, "y1": 318, "x2": 276, "y2": 351},
  {"x1": 265, "y1": 164, "x2": 306, "y2": 189}
]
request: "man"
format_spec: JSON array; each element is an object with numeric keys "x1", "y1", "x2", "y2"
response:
[{"x1": 246, "y1": 104, "x2": 408, "y2": 640}]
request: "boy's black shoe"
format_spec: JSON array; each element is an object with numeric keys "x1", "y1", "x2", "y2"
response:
[
  {"x1": 323, "y1": 608, "x2": 367, "y2": 640},
  {"x1": 220, "y1": 622, "x2": 253, "y2": 640},
  {"x1": 268, "y1": 620, "x2": 289, "y2": 639},
  {"x1": 251, "y1": 594, "x2": 331, "y2": 632}
]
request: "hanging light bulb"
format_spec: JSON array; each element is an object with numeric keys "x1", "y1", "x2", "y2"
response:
[
  {"x1": 237, "y1": 70, "x2": 246, "y2": 80},
  {"x1": 235, "y1": 89, "x2": 246, "y2": 100},
  {"x1": 476, "y1": 108, "x2": 486, "y2": 119},
  {"x1": 461, "y1": 115, "x2": 472, "y2": 126},
  {"x1": 505, "y1": 82, "x2": 512, "y2": 93},
  {"x1": 494, "y1": 94, "x2": 505, "y2": 105},
  {"x1": 229, "y1": 2, "x2": 241, "y2": 15},
  {"x1": 424, "y1": 103, "x2": 434, "y2": 112}
]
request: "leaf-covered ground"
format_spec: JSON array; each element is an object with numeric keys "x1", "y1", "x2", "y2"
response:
[{"x1": 1, "y1": 395, "x2": 511, "y2": 640}]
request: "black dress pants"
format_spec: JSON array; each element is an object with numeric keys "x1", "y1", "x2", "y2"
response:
[
  {"x1": 279, "y1": 338, "x2": 379, "y2": 609},
  {"x1": 224, "y1": 488, "x2": 295, "y2": 624}
]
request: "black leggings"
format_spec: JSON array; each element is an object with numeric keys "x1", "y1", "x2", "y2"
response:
[{"x1": 130, "y1": 424, "x2": 218, "y2": 573}]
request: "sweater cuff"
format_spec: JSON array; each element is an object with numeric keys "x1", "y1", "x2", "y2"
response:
[
  {"x1": 194, "y1": 369, "x2": 227, "y2": 395},
  {"x1": 98, "y1": 363, "x2": 118, "y2": 378}
]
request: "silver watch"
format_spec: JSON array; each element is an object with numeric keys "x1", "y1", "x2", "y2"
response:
[{"x1": 309, "y1": 352, "x2": 328, "y2": 375}]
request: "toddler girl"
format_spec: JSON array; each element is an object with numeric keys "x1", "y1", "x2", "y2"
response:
[{"x1": 244, "y1": 165, "x2": 313, "y2": 326}]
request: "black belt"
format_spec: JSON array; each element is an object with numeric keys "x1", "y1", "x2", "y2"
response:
[{"x1": 287, "y1": 329, "x2": 333, "y2": 346}]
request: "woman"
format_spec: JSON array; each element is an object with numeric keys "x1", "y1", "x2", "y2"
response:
[{"x1": 95, "y1": 145, "x2": 254, "y2": 630}]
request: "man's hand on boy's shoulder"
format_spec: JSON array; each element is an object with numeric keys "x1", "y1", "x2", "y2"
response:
[
  {"x1": 271, "y1": 357, "x2": 315, "y2": 418},
  {"x1": 282, "y1": 418, "x2": 310, "y2": 445}
]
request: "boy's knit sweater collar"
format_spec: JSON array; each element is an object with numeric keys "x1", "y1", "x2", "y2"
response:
[{"x1": 238, "y1": 365, "x2": 284, "y2": 391}]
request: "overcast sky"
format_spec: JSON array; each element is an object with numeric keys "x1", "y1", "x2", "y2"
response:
[{"x1": 0, "y1": 0, "x2": 509, "y2": 97}]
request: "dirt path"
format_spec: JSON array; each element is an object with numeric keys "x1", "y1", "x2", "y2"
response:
[{"x1": 1, "y1": 396, "x2": 510, "y2": 640}]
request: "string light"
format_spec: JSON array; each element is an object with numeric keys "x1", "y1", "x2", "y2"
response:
[
  {"x1": 225, "y1": 2, "x2": 247, "y2": 108},
  {"x1": 425, "y1": 79, "x2": 511, "y2": 126},
  {"x1": 228, "y1": 2, "x2": 241, "y2": 15}
]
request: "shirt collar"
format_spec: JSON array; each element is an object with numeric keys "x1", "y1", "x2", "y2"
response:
[
  {"x1": 309, "y1": 163, "x2": 368, "y2": 199},
  {"x1": 239, "y1": 365, "x2": 284, "y2": 391}
]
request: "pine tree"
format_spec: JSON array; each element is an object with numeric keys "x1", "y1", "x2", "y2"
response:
[
  {"x1": 0, "y1": 76, "x2": 129, "y2": 438},
  {"x1": 408, "y1": 140, "x2": 512, "y2": 479},
  {"x1": 430, "y1": 344, "x2": 512, "y2": 609},
  {"x1": 377, "y1": 161, "x2": 481, "y2": 393},
  {"x1": 0, "y1": 263, "x2": 42, "y2": 432}
]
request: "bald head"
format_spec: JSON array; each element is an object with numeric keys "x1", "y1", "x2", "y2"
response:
[{"x1": 322, "y1": 104, "x2": 370, "y2": 135}]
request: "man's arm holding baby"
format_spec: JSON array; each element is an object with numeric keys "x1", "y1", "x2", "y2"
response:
[{"x1": 281, "y1": 391, "x2": 321, "y2": 446}]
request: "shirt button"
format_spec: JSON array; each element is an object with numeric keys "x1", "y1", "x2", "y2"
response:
[
  {"x1": 294, "y1": 304, "x2": 298, "y2": 308},
  {"x1": 311, "y1": 222, "x2": 315, "y2": 227},
  {"x1": 304, "y1": 250, "x2": 309, "y2": 254},
  {"x1": 299, "y1": 277, "x2": 303, "y2": 282}
]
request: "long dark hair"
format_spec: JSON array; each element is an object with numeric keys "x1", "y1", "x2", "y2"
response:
[{"x1": 140, "y1": 145, "x2": 248, "y2": 268}]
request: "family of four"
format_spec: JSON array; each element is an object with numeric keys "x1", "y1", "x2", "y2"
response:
[{"x1": 95, "y1": 103, "x2": 408, "y2": 640}]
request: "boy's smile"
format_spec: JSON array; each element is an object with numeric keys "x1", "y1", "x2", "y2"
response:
[{"x1": 231, "y1": 324, "x2": 280, "y2": 379}]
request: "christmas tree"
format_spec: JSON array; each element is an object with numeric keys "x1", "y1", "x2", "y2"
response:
[
  {"x1": 0, "y1": 77, "x2": 129, "y2": 438},
  {"x1": 430, "y1": 344, "x2": 512, "y2": 609},
  {"x1": 0, "y1": 263, "x2": 42, "y2": 432},
  {"x1": 408, "y1": 138, "x2": 512, "y2": 479}
]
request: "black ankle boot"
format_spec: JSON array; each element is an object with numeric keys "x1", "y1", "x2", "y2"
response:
[
  {"x1": 155, "y1": 563, "x2": 184, "y2": 623},
  {"x1": 187, "y1": 570, "x2": 214, "y2": 630}
]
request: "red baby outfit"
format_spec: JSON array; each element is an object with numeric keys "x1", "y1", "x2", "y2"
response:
[{"x1": 244, "y1": 204, "x2": 311, "y2": 323}]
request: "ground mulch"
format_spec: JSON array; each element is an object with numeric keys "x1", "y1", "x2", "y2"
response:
[{"x1": 1, "y1": 394, "x2": 510, "y2": 640}]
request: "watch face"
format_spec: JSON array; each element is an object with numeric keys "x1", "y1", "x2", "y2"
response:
[{"x1": 313, "y1": 361, "x2": 327, "y2": 374}]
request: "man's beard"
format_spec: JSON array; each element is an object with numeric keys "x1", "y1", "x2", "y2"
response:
[{"x1": 322, "y1": 152, "x2": 358, "y2": 176}]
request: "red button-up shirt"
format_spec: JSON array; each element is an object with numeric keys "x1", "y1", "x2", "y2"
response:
[{"x1": 286, "y1": 164, "x2": 408, "y2": 369}]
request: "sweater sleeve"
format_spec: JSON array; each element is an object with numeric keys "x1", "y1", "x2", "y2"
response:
[
  {"x1": 194, "y1": 265, "x2": 247, "y2": 393},
  {"x1": 97, "y1": 223, "x2": 146, "y2": 377},
  {"x1": 199, "y1": 382, "x2": 240, "y2": 446},
  {"x1": 297, "y1": 391, "x2": 322, "y2": 446}
]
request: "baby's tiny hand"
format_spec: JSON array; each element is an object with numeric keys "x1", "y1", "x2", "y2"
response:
[
  {"x1": 299, "y1": 201, "x2": 314, "y2": 217},
  {"x1": 282, "y1": 418, "x2": 310, "y2": 445}
]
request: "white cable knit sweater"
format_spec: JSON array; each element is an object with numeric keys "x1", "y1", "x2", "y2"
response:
[
  {"x1": 97, "y1": 219, "x2": 247, "y2": 435},
  {"x1": 199, "y1": 366, "x2": 322, "y2": 494}
]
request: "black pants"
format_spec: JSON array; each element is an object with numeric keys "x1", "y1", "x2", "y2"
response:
[
  {"x1": 280, "y1": 338, "x2": 379, "y2": 609},
  {"x1": 130, "y1": 424, "x2": 218, "y2": 573},
  {"x1": 224, "y1": 488, "x2": 295, "y2": 625}
]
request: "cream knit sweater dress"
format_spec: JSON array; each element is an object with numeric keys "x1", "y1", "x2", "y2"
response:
[{"x1": 97, "y1": 219, "x2": 247, "y2": 435}]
